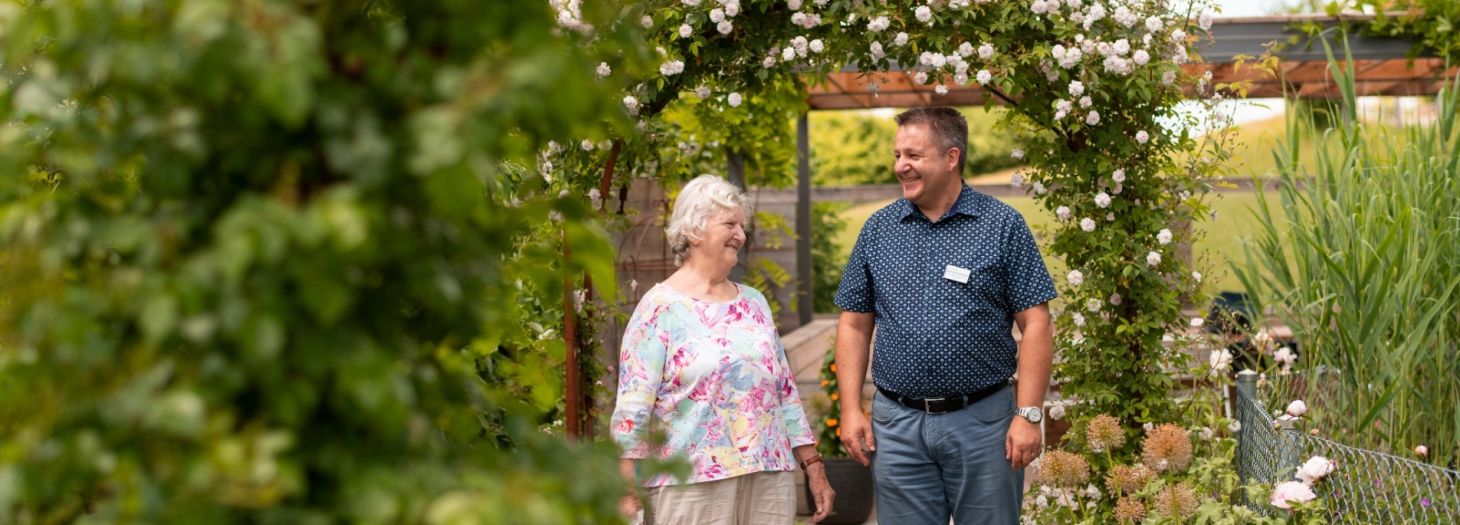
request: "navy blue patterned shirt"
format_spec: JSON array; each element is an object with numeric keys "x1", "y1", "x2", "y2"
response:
[{"x1": 835, "y1": 185, "x2": 1058, "y2": 398}]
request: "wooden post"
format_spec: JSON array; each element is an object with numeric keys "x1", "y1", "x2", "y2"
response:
[{"x1": 564, "y1": 234, "x2": 581, "y2": 439}]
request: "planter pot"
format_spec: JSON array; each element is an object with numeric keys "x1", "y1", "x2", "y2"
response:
[{"x1": 806, "y1": 458, "x2": 875, "y2": 525}]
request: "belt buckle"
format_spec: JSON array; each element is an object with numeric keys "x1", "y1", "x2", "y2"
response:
[{"x1": 923, "y1": 397, "x2": 947, "y2": 414}]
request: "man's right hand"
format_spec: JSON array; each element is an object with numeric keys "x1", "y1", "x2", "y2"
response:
[{"x1": 841, "y1": 409, "x2": 876, "y2": 466}]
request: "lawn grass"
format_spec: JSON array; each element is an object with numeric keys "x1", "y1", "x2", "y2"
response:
[{"x1": 830, "y1": 190, "x2": 1279, "y2": 297}]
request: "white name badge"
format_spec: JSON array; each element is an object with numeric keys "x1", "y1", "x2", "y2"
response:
[{"x1": 943, "y1": 265, "x2": 971, "y2": 284}]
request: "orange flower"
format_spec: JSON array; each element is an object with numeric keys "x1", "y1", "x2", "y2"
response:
[
  {"x1": 821, "y1": 379, "x2": 830, "y2": 387},
  {"x1": 830, "y1": 392, "x2": 839, "y2": 401},
  {"x1": 829, "y1": 364, "x2": 838, "y2": 373},
  {"x1": 835, "y1": 427, "x2": 841, "y2": 438}
]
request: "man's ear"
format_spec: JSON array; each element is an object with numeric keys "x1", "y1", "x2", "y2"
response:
[{"x1": 946, "y1": 147, "x2": 963, "y2": 173}]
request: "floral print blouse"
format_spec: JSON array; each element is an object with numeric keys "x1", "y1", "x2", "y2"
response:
[{"x1": 610, "y1": 282, "x2": 815, "y2": 487}]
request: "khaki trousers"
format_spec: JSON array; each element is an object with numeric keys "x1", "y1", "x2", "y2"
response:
[{"x1": 644, "y1": 471, "x2": 796, "y2": 525}]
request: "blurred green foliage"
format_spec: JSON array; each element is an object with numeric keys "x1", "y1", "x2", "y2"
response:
[
  {"x1": 0, "y1": 0, "x2": 645, "y2": 522},
  {"x1": 809, "y1": 108, "x2": 1026, "y2": 186}
]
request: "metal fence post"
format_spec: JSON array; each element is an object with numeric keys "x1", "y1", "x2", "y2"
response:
[{"x1": 1235, "y1": 369, "x2": 1258, "y2": 483}]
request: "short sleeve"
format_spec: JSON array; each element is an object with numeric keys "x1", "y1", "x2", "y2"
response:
[
  {"x1": 1003, "y1": 214, "x2": 1058, "y2": 313},
  {"x1": 834, "y1": 222, "x2": 876, "y2": 313}
]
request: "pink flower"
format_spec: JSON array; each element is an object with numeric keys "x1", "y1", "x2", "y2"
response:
[
  {"x1": 1295, "y1": 456, "x2": 1335, "y2": 484},
  {"x1": 1415, "y1": 445, "x2": 1429, "y2": 457},
  {"x1": 1286, "y1": 400, "x2": 1308, "y2": 418},
  {"x1": 1270, "y1": 481, "x2": 1316, "y2": 509}
]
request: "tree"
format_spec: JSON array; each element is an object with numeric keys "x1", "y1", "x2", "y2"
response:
[{"x1": 0, "y1": 0, "x2": 637, "y2": 521}]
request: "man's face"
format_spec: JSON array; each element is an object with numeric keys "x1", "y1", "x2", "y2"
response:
[{"x1": 893, "y1": 123, "x2": 961, "y2": 209}]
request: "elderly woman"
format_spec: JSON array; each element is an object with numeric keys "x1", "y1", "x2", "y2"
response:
[{"x1": 612, "y1": 175, "x2": 835, "y2": 524}]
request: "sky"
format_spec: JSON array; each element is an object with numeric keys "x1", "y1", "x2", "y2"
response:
[{"x1": 1217, "y1": 0, "x2": 1287, "y2": 17}]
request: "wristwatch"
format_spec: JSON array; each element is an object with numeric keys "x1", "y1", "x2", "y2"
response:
[{"x1": 1016, "y1": 406, "x2": 1043, "y2": 424}]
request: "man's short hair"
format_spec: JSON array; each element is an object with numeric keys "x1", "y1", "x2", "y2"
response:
[{"x1": 895, "y1": 107, "x2": 969, "y2": 175}]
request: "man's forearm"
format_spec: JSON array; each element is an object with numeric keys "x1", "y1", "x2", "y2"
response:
[
  {"x1": 1015, "y1": 310, "x2": 1054, "y2": 409},
  {"x1": 835, "y1": 311, "x2": 875, "y2": 414}
]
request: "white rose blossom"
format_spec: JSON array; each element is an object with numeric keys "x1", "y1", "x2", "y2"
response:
[
  {"x1": 894, "y1": 32, "x2": 909, "y2": 46},
  {"x1": 1133, "y1": 49, "x2": 1150, "y2": 66},
  {"x1": 809, "y1": 39, "x2": 824, "y2": 53},
  {"x1": 1072, "y1": 312, "x2": 1086, "y2": 326},
  {"x1": 1112, "y1": 168, "x2": 1126, "y2": 183},
  {"x1": 580, "y1": 139, "x2": 595, "y2": 151},
  {"x1": 979, "y1": 43, "x2": 995, "y2": 60},
  {"x1": 1193, "y1": 271, "x2": 1203, "y2": 282},
  {"x1": 1157, "y1": 228, "x2": 1172, "y2": 245},
  {"x1": 1068, "y1": 80, "x2": 1084, "y2": 97},
  {"x1": 959, "y1": 42, "x2": 975, "y2": 57},
  {"x1": 1085, "y1": 298, "x2": 1102, "y2": 313},
  {"x1": 727, "y1": 92, "x2": 743, "y2": 107},
  {"x1": 1080, "y1": 218, "x2": 1096, "y2": 232},
  {"x1": 913, "y1": 71, "x2": 929, "y2": 84},
  {"x1": 1049, "y1": 404, "x2": 1066, "y2": 420},
  {"x1": 679, "y1": 23, "x2": 693, "y2": 38},
  {"x1": 596, "y1": 62, "x2": 612, "y2": 78},
  {"x1": 870, "y1": 41, "x2": 886, "y2": 60},
  {"x1": 709, "y1": 8, "x2": 725, "y2": 23},
  {"x1": 717, "y1": 20, "x2": 733, "y2": 34},
  {"x1": 935, "y1": 84, "x2": 949, "y2": 95},
  {"x1": 1286, "y1": 400, "x2": 1308, "y2": 418},
  {"x1": 1208, "y1": 348, "x2": 1232, "y2": 373},
  {"x1": 867, "y1": 16, "x2": 890, "y2": 32},
  {"x1": 1079, "y1": 95, "x2": 1092, "y2": 108},
  {"x1": 1190, "y1": 317, "x2": 1204, "y2": 328},
  {"x1": 1085, "y1": 110, "x2": 1100, "y2": 125},
  {"x1": 915, "y1": 5, "x2": 933, "y2": 24},
  {"x1": 976, "y1": 69, "x2": 992, "y2": 85},
  {"x1": 622, "y1": 95, "x2": 639, "y2": 115},
  {"x1": 1146, "y1": 251, "x2": 1161, "y2": 267},
  {"x1": 1136, "y1": 130, "x2": 1150, "y2": 143},
  {"x1": 1056, "y1": 206, "x2": 1071, "y2": 220},
  {"x1": 1094, "y1": 191, "x2": 1111, "y2": 208},
  {"x1": 695, "y1": 85, "x2": 712, "y2": 99},
  {"x1": 1012, "y1": 148, "x2": 1025, "y2": 159},
  {"x1": 1145, "y1": 16, "x2": 1163, "y2": 32}
]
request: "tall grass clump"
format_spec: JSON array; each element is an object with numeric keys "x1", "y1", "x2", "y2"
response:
[{"x1": 1235, "y1": 45, "x2": 1460, "y2": 469}]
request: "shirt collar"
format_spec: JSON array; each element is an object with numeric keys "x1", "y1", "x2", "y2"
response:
[{"x1": 899, "y1": 184, "x2": 983, "y2": 222}]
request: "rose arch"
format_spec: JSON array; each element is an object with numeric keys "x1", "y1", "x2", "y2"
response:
[{"x1": 550, "y1": 0, "x2": 1231, "y2": 425}]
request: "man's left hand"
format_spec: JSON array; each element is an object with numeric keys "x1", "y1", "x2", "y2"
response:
[{"x1": 1005, "y1": 418, "x2": 1042, "y2": 470}]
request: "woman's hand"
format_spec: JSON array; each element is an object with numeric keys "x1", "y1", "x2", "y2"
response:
[
  {"x1": 805, "y1": 463, "x2": 836, "y2": 523},
  {"x1": 618, "y1": 492, "x2": 643, "y2": 521},
  {"x1": 618, "y1": 459, "x2": 642, "y2": 522}
]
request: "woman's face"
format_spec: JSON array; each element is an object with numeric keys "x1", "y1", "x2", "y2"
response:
[{"x1": 690, "y1": 207, "x2": 746, "y2": 270}]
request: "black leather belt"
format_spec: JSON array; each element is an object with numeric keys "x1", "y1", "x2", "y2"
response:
[{"x1": 878, "y1": 381, "x2": 1009, "y2": 415}]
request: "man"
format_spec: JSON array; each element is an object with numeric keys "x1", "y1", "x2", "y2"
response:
[{"x1": 833, "y1": 107, "x2": 1057, "y2": 524}]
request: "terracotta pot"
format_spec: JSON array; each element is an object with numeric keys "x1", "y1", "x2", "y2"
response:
[{"x1": 806, "y1": 458, "x2": 875, "y2": 525}]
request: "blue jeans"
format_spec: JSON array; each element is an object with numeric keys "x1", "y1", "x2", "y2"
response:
[{"x1": 870, "y1": 386, "x2": 1023, "y2": 525}]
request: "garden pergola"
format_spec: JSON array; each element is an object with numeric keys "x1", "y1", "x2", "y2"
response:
[{"x1": 784, "y1": 13, "x2": 1458, "y2": 325}]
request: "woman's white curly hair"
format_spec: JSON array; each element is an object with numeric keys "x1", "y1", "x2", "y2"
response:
[{"x1": 665, "y1": 174, "x2": 751, "y2": 267}]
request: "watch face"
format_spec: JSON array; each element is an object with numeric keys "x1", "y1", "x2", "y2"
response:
[{"x1": 1022, "y1": 407, "x2": 1042, "y2": 423}]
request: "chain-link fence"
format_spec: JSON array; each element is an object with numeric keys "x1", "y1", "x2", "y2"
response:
[{"x1": 1233, "y1": 371, "x2": 1460, "y2": 523}]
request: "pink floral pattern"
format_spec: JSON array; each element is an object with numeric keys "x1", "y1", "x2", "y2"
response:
[{"x1": 610, "y1": 283, "x2": 815, "y2": 487}]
